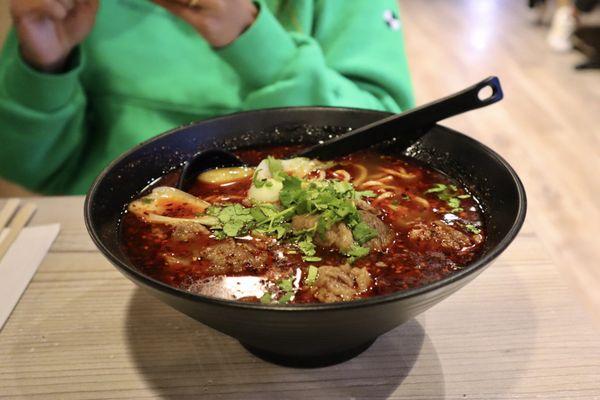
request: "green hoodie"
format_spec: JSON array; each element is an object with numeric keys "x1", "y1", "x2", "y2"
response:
[{"x1": 0, "y1": 0, "x2": 414, "y2": 194}]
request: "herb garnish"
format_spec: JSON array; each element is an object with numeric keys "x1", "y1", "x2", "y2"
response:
[
  {"x1": 263, "y1": 267, "x2": 321, "y2": 304},
  {"x1": 464, "y1": 224, "x2": 481, "y2": 234},
  {"x1": 305, "y1": 265, "x2": 319, "y2": 286},
  {"x1": 202, "y1": 157, "x2": 378, "y2": 262},
  {"x1": 352, "y1": 222, "x2": 378, "y2": 245},
  {"x1": 345, "y1": 244, "x2": 370, "y2": 263},
  {"x1": 253, "y1": 156, "x2": 286, "y2": 189},
  {"x1": 278, "y1": 292, "x2": 294, "y2": 304},
  {"x1": 424, "y1": 183, "x2": 471, "y2": 213},
  {"x1": 207, "y1": 203, "x2": 255, "y2": 237},
  {"x1": 263, "y1": 276, "x2": 296, "y2": 304},
  {"x1": 278, "y1": 276, "x2": 294, "y2": 292},
  {"x1": 260, "y1": 292, "x2": 272, "y2": 304}
]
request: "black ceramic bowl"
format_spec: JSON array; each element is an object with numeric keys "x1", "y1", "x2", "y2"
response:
[{"x1": 84, "y1": 107, "x2": 526, "y2": 367}]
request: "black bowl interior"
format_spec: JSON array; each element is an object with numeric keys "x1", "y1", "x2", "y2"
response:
[
  {"x1": 84, "y1": 107, "x2": 526, "y2": 362},
  {"x1": 86, "y1": 107, "x2": 525, "y2": 286}
]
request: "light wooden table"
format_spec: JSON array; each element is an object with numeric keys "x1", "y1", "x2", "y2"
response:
[{"x1": 0, "y1": 196, "x2": 599, "y2": 399}]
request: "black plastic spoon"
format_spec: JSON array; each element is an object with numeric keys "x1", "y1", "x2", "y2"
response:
[{"x1": 177, "y1": 76, "x2": 503, "y2": 191}]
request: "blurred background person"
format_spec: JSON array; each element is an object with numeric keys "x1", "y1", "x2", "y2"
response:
[
  {"x1": 0, "y1": 0, "x2": 414, "y2": 195},
  {"x1": 530, "y1": 0, "x2": 598, "y2": 51}
]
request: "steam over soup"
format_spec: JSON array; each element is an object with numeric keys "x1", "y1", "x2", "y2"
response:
[{"x1": 121, "y1": 148, "x2": 485, "y2": 304}]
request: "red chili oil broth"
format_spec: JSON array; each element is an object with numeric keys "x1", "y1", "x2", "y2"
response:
[{"x1": 120, "y1": 147, "x2": 485, "y2": 303}]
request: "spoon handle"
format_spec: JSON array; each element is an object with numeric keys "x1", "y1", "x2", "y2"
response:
[{"x1": 298, "y1": 76, "x2": 503, "y2": 159}]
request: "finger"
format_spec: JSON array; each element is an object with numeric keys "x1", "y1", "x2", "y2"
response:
[
  {"x1": 13, "y1": 0, "x2": 69, "y2": 20},
  {"x1": 162, "y1": 0, "x2": 202, "y2": 7},
  {"x1": 152, "y1": 0, "x2": 200, "y2": 21},
  {"x1": 166, "y1": 0, "x2": 192, "y2": 5},
  {"x1": 166, "y1": 0, "x2": 223, "y2": 11},
  {"x1": 74, "y1": 0, "x2": 99, "y2": 13},
  {"x1": 56, "y1": 0, "x2": 75, "y2": 11},
  {"x1": 40, "y1": 0, "x2": 69, "y2": 19}
]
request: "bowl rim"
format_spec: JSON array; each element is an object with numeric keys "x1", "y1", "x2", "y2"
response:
[{"x1": 84, "y1": 106, "x2": 527, "y2": 312}]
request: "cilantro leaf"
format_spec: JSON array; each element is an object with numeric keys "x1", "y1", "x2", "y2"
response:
[
  {"x1": 249, "y1": 207, "x2": 268, "y2": 223},
  {"x1": 279, "y1": 175, "x2": 303, "y2": 207},
  {"x1": 352, "y1": 222, "x2": 378, "y2": 245},
  {"x1": 278, "y1": 291, "x2": 294, "y2": 304},
  {"x1": 334, "y1": 200, "x2": 355, "y2": 218},
  {"x1": 278, "y1": 277, "x2": 294, "y2": 292},
  {"x1": 346, "y1": 244, "x2": 370, "y2": 258},
  {"x1": 212, "y1": 230, "x2": 227, "y2": 240},
  {"x1": 424, "y1": 182, "x2": 471, "y2": 213},
  {"x1": 206, "y1": 205, "x2": 222, "y2": 216},
  {"x1": 223, "y1": 221, "x2": 244, "y2": 237},
  {"x1": 267, "y1": 156, "x2": 284, "y2": 180},
  {"x1": 344, "y1": 244, "x2": 370, "y2": 263},
  {"x1": 297, "y1": 236, "x2": 317, "y2": 257},
  {"x1": 260, "y1": 293, "x2": 272, "y2": 304},
  {"x1": 331, "y1": 180, "x2": 353, "y2": 195},
  {"x1": 252, "y1": 169, "x2": 268, "y2": 188},
  {"x1": 276, "y1": 276, "x2": 296, "y2": 304},
  {"x1": 210, "y1": 204, "x2": 256, "y2": 237}
]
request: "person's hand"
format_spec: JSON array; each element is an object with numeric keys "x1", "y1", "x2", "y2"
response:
[
  {"x1": 152, "y1": 0, "x2": 258, "y2": 48},
  {"x1": 10, "y1": 0, "x2": 99, "y2": 73}
]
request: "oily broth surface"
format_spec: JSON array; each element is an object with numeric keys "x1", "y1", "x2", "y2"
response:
[{"x1": 120, "y1": 147, "x2": 485, "y2": 303}]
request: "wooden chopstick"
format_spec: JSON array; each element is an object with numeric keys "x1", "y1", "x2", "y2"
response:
[
  {"x1": 0, "y1": 203, "x2": 37, "y2": 261},
  {"x1": 0, "y1": 199, "x2": 20, "y2": 234}
]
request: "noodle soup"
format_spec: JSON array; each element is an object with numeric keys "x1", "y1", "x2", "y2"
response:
[{"x1": 121, "y1": 147, "x2": 485, "y2": 304}]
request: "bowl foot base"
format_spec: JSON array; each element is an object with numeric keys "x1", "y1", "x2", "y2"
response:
[{"x1": 241, "y1": 339, "x2": 376, "y2": 368}]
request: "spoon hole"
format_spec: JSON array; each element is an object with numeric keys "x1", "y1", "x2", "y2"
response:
[{"x1": 478, "y1": 85, "x2": 495, "y2": 101}]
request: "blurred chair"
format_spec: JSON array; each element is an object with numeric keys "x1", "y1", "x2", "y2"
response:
[
  {"x1": 529, "y1": 0, "x2": 600, "y2": 68},
  {"x1": 574, "y1": 0, "x2": 599, "y2": 68},
  {"x1": 574, "y1": 25, "x2": 600, "y2": 68},
  {"x1": 576, "y1": 0, "x2": 599, "y2": 12}
]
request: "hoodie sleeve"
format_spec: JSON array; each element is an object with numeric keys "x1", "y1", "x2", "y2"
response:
[
  {"x1": 0, "y1": 31, "x2": 89, "y2": 193},
  {"x1": 217, "y1": 0, "x2": 414, "y2": 112}
]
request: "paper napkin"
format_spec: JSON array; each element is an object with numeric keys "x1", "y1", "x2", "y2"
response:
[{"x1": 0, "y1": 224, "x2": 60, "y2": 331}]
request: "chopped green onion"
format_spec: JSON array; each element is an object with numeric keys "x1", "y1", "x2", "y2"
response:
[
  {"x1": 302, "y1": 256, "x2": 322, "y2": 262},
  {"x1": 424, "y1": 183, "x2": 447, "y2": 194},
  {"x1": 305, "y1": 265, "x2": 319, "y2": 286},
  {"x1": 424, "y1": 183, "x2": 472, "y2": 213},
  {"x1": 465, "y1": 224, "x2": 481, "y2": 234}
]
